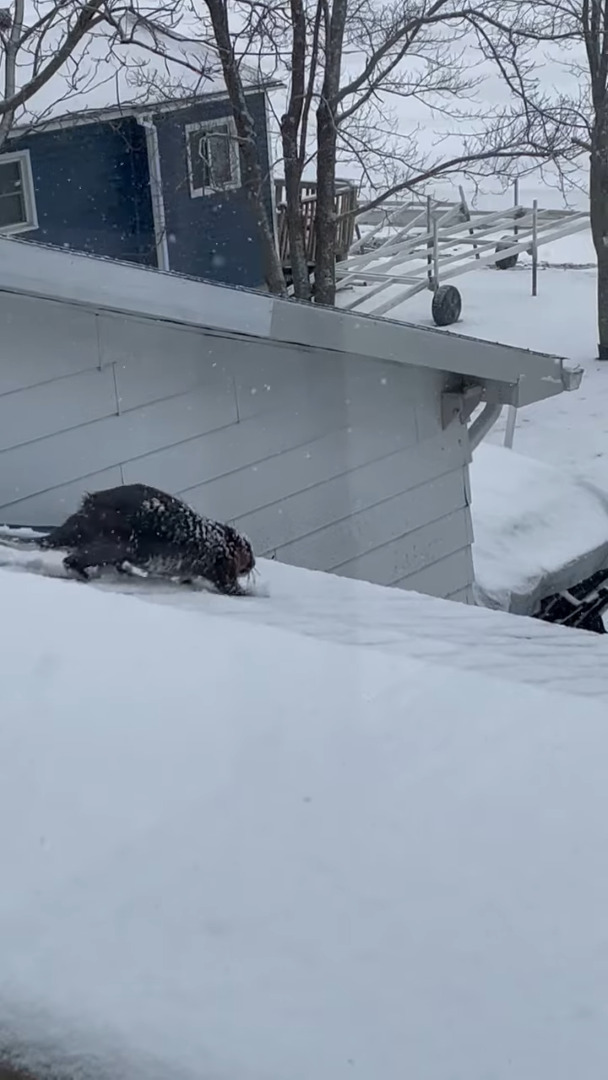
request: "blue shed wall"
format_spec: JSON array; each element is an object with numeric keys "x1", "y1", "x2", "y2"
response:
[
  {"x1": 5, "y1": 91, "x2": 274, "y2": 288},
  {"x1": 8, "y1": 118, "x2": 155, "y2": 266},
  {"x1": 153, "y1": 92, "x2": 274, "y2": 288}
]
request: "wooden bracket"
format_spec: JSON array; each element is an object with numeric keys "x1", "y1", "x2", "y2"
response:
[{"x1": 441, "y1": 384, "x2": 483, "y2": 430}]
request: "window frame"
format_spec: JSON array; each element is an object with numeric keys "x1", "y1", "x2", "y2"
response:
[
  {"x1": 185, "y1": 116, "x2": 241, "y2": 199},
  {"x1": 0, "y1": 149, "x2": 38, "y2": 234}
]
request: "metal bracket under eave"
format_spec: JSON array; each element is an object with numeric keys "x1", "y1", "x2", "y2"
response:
[{"x1": 441, "y1": 384, "x2": 484, "y2": 430}]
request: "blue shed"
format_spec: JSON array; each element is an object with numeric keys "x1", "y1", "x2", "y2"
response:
[{"x1": 0, "y1": 15, "x2": 279, "y2": 289}]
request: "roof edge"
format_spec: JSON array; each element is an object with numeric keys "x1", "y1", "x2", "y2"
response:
[
  {"x1": 9, "y1": 80, "x2": 283, "y2": 138},
  {"x1": 0, "y1": 236, "x2": 579, "y2": 404}
]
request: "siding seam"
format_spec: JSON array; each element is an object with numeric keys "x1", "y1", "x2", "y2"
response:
[
  {"x1": 446, "y1": 586, "x2": 475, "y2": 602},
  {"x1": 0, "y1": 465, "x2": 125, "y2": 515},
  {"x1": 266, "y1": 482, "x2": 467, "y2": 565},
  {"x1": 188, "y1": 443, "x2": 466, "y2": 524},
  {"x1": 174, "y1": 423, "x2": 413, "y2": 494},
  {"x1": 0, "y1": 363, "x2": 105, "y2": 401},
  {"x1": 0, "y1": 399, "x2": 239, "y2": 461},
  {"x1": 390, "y1": 545, "x2": 474, "y2": 589},
  {"x1": 0, "y1": 411, "x2": 386, "y2": 511},
  {"x1": 325, "y1": 507, "x2": 468, "y2": 574}
]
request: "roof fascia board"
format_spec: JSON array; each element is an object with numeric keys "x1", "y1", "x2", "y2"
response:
[
  {"x1": 9, "y1": 81, "x2": 283, "y2": 137},
  {"x1": 268, "y1": 293, "x2": 571, "y2": 404},
  {"x1": 0, "y1": 237, "x2": 573, "y2": 405}
]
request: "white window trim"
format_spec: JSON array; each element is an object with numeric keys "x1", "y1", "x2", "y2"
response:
[
  {"x1": 0, "y1": 148, "x2": 38, "y2": 234},
  {"x1": 185, "y1": 116, "x2": 241, "y2": 199}
]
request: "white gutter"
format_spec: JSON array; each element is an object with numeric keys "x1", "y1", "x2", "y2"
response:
[{"x1": 136, "y1": 114, "x2": 170, "y2": 273}]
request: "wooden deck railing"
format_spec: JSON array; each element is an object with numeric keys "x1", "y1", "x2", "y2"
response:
[{"x1": 274, "y1": 179, "x2": 358, "y2": 269}]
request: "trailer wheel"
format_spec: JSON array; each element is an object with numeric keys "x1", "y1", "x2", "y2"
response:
[
  {"x1": 432, "y1": 284, "x2": 462, "y2": 327},
  {"x1": 495, "y1": 236, "x2": 519, "y2": 270}
]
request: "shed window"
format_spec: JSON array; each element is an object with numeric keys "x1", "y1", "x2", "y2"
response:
[
  {"x1": 0, "y1": 150, "x2": 37, "y2": 233},
  {"x1": 185, "y1": 117, "x2": 241, "y2": 197}
]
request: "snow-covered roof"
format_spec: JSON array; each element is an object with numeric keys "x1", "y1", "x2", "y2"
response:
[
  {"x1": 0, "y1": 557, "x2": 608, "y2": 1080},
  {"x1": 9, "y1": 7, "x2": 270, "y2": 133},
  {"x1": 471, "y1": 443, "x2": 608, "y2": 614}
]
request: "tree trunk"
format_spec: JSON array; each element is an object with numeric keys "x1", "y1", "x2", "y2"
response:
[
  {"x1": 596, "y1": 239, "x2": 608, "y2": 360},
  {"x1": 280, "y1": 132, "x2": 311, "y2": 299},
  {"x1": 279, "y1": 0, "x2": 311, "y2": 300},
  {"x1": 204, "y1": 0, "x2": 286, "y2": 296},
  {"x1": 314, "y1": 101, "x2": 338, "y2": 305},
  {"x1": 313, "y1": 0, "x2": 348, "y2": 307},
  {"x1": 590, "y1": 111, "x2": 608, "y2": 358}
]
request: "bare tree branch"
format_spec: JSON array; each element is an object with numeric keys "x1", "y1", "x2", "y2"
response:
[
  {"x1": 0, "y1": 0, "x2": 108, "y2": 121},
  {"x1": 0, "y1": 0, "x2": 25, "y2": 142}
]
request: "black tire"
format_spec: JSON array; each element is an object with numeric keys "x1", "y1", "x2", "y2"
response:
[
  {"x1": 431, "y1": 284, "x2": 462, "y2": 327},
  {"x1": 495, "y1": 236, "x2": 519, "y2": 270}
]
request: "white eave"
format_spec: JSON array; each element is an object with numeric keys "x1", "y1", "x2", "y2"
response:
[
  {"x1": 0, "y1": 237, "x2": 582, "y2": 408},
  {"x1": 8, "y1": 81, "x2": 283, "y2": 138}
]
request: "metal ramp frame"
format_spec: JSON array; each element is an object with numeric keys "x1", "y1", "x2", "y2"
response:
[{"x1": 337, "y1": 193, "x2": 590, "y2": 319}]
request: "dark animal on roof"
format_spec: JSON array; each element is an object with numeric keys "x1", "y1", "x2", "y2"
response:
[{"x1": 41, "y1": 483, "x2": 255, "y2": 595}]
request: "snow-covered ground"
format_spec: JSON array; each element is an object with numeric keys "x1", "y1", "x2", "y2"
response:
[{"x1": 2, "y1": 556, "x2": 608, "y2": 1080}]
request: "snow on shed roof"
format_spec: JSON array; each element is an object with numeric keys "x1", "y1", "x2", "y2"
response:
[
  {"x1": 9, "y1": 7, "x2": 269, "y2": 133},
  {"x1": 1, "y1": 557, "x2": 608, "y2": 1080},
  {"x1": 471, "y1": 442, "x2": 608, "y2": 614}
]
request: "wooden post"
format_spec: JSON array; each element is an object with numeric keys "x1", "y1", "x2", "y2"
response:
[
  {"x1": 532, "y1": 198, "x2": 538, "y2": 297},
  {"x1": 513, "y1": 178, "x2": 519, "y2": 237}
]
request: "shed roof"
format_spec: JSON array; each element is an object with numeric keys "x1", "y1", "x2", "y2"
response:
[
  {"x1": 0, "y1": 235, "x2": 582, "y2": 407},
  {"x1": 1, "y1": 558, "x2": 608, "y2": 1080},
  {"x1": 6, "y1": 8, "x2": 270, "y2": 134}
]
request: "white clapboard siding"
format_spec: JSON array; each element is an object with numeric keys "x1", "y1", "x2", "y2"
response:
[
  {"x1": 270, "y1": 473, "x2": 468, "y2": 574},
  {"x1": 0, "y1": 367, "x2": 118, "y2": 454},
  {"x1": 330, "y1": 508, "x2": 474, "y2": 588},
  {"x1": 394, "y1": 546, "x2": 475, "y2": 598},
  {"x1": 0, "y1": 292, "x2": 101, "y2": 396},
  {"x1": 0, "y1": 287, "x2": 475, "y2": 602}
]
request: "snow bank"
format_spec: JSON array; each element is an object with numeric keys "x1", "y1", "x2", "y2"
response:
[
  {"x1": 1, "y1": 565, "x2": 608, "y2": 1080},
  {"x1": 470, "y1": 443, "x2": 608, "y2": 612}
]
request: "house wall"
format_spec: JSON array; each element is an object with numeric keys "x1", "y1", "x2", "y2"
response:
[
  {"x1": 5, "y1": 90, "x2": 274, "y2": 288},
  {"x1": 152, "y1": 91, "x2": 274, "y2": 288},
  {"x1": 7, "y1": 119, "x2": 155, "y2": 266},
  {"x1": 0, "y1": 290, "x2": 474, "y2": 602}
]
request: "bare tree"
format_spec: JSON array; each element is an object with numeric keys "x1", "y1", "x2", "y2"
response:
[
  {"x1": 468, "y1": 2, "x2": 603, "y2": 355},
  {"x1": 197, "y1": 0, "x2": 580, "y2": 306},
  {"x1": 0, "y1": 1, "x2": 223, "y2": 146},
  {"x1": 0, "y1": 0, "x2": 114, "y2": 148}
]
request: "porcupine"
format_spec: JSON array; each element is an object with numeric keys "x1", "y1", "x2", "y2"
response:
[{"x1": 40, "y1": 483, "x2": 255, "y2": 595}]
